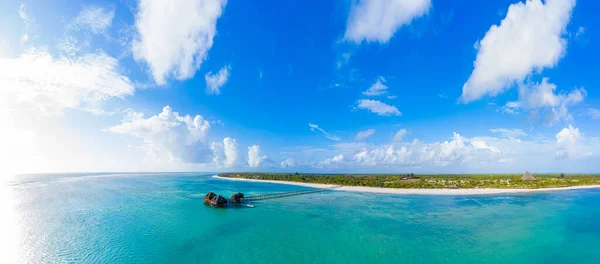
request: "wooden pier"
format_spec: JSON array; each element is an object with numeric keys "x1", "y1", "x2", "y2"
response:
[
  {"x1": 203, "y1": 186, "x2": 340, "y2": 207},
  {"x1": 241, "y1": 186, "x2": 339, "y2": 201}
]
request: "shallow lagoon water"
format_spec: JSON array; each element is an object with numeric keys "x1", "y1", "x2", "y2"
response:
[{"x1": 6, "y1": 173, "x2": 600, "y2": 263}]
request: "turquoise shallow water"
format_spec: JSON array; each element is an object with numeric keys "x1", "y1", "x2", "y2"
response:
[{"x1": 6, "y1": 173, "x2": 600, "y2": 263}]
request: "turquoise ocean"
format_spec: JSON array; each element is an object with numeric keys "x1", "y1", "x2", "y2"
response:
[{"x1": 5, "y1": 173, "x2": 600, "y2": 263}]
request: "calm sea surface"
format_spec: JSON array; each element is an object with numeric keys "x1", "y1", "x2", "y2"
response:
[{"x1": 3, "y1": 173, "x2": 600, "y2": 263}]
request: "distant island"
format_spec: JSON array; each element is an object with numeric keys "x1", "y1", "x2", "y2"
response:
[{"x1": 215, "y1": 172, "x2": 600, "y2": 195}]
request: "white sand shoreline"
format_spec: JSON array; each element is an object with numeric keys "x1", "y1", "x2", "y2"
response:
[{"x1": 212, "y1": 175, "x2": 600, "y2": 196}]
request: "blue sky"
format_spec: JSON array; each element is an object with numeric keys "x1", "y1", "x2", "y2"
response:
[{"x1": 1, "y1": 0, "x2": 599, "y2": 174}]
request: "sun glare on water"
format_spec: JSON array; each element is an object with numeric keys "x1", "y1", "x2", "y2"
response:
[{"x1": 0, "y1": 175, "x2": 21, "y2": 263}]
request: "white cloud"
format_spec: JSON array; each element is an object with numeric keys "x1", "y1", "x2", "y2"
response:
[
  {"x1": 575, "y1": 26, "x2": 585, "y2": 39},
  {"x1": 205, "y1": 65, "x2": 230, "y2": 95},
  {"x1": 0, "y1": 48, "x2": 134, "y2": 115},
  {"x1": 315, "y1": 126, "x2": 597, "y2": 171},
  {"x1": 490, "y1": 128, "x2": 528, "y2": 138},
  {"x1": 357, "y1": 99, "x2": 402, "y2": 116},
  {"x1": 73, "y1": 6, "x2": 115, "y2": 34},
  {"x1": 347, "y1": 133, "x2": 515, "y2": 171},
  {"x1": 223, "y1": 137, "x2": 239, "y2": 167},
  {"x1": 107, "y1": 106, "x2": 213, "y2": 163},
  {"x1": 309, "y1": 123, "x2": 341, "y2": 141},
  {"x1": 320, "y1": 154, "x2": 345, "y2": 166},
  {"x1": 209, "y1": 137, "x2": 239, "y2": 167},
  {"x1": 588, "y1": 108, "x2": 600, "y2": 119},
  {"x1": 19, "y1": 4, "x2": 34, "y2": 43},
  {"x1": 499, "y1": 101, "x2": 522, "y2": 115},
  {"x1": 470, "y1": 139, "x2": 501, "y2": 153},
  {"x1": 280, "y1": 158, "x2": 295, "y2": 168},
  {"x1": 556, "y1": 125, "x2": 592, "y2": 159},
  {"x1": 393, "y1": 129, "x2": 408, "y2": 142},
  {"x1": 344, "y1": 0, "x2": 431, "y2": 43},
  {"x1": 19, "y1": 4, "x2": 33, "y2": 23},
  {"x1": 132, "y1": 0, "x2": 228, "y2": 85},
  {"x1": 331, "y1": 142, "x2": 368, "y2": 152},
  {"x1": 519, "y1": 78, "x2": 585, "y2": 108},
  {"x1": 363, "y1": 77, "x2": 388, "y2": 96},
  {"x1": 290, "y1": 127, "x2": 599, "y2": 172},
  {"x1": 210, "y1": 142, "x2": 224, "y2": 165},
  {"x1": 518, "y1": 78, "x2": 585, "y2": 125},
  {"x1": 545, "y1": 104, "x2": 571, "y2": 126},
  {"x1": 355, "y1": 129, "x2": 375, "y2": 141},
  {"x1": 496, "y1": 78, "x2": 586, "y2": 125},
  {"x1": 248, "y1": 145, "x2": 267, "y2": 168},
  {"x1": 461, "y1": 0, "x2": 575, "y2": 102},
  {"x1": 350, "y1": 133, "x2": 504, "y2": 168}
]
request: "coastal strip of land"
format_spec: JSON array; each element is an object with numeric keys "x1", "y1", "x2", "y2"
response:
[
  {"x1": 213, "y1": 175, "x2": 340, "y2": 188},
  {"x1": 213, "y1": 175, "x2": 600, "y2": 195}
]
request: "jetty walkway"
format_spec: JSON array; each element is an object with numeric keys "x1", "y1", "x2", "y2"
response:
[{"x1": 241, "y1": 186, "x2": 340, "y2": 201}]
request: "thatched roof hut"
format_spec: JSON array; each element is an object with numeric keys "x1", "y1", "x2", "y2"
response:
[
  {"x1": 230, "y1": 192, "x2": 244, "y2": 203},
  {"x1": 521, "y1": 171, "x2": 536, "y2": 181},
  {"x1": 203, "y1": 192, "x2": 229, "y2": 207}
]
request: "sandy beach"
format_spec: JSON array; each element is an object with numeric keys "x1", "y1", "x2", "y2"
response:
[
  {"x1": 213, "y1": 175, "x2": 600, "y2": 195},
  {"x1": 213, "y1": 175, "x2": 340, "y2": 188}
]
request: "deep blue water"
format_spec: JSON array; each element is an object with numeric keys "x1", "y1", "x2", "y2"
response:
[{"x1": 4, "y1": 173, "x2": 600, "y2": 263}]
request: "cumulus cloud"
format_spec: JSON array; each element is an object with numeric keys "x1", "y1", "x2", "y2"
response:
[
  {"x1": 344, "y1": 0, "x2": 431, "y2": 43},
  {"x1": 495, "y1": 78, "x2": 586, "y2": 126},
  {"x1": 334, "y1": 132, "x2": 506, "y2": 168},
  {"x1": 332, "y1": 133, "x2": 522, "y2": 168},
  {"x1": 357, "y1": 99, "x2": 402, "y2": 116},
  {"x1": 516, "y1": 78, "x2": 585, "y2": 125},
  {"x1": 320, "y1": 154, "x2": 345, "y2": 166},
  {"x1": 354, "y1": 133, "x2": 487, "y2": 166},
  {"x1": 223, "y1": 137, "x2": 239, "y2": 167},
  {"x1": 210, "y1": 137, "x2": 240, "y2": 167},
  {"x1": 519, "y1": 78, "x2": 585, "y2": 108},
  {"x1": 363, "y1": 77, "x2": 388, "y2": 96},
  {"x1": 301, "y1": 126, "x2": 599, "y2": 172},
  {"x1": 461, "y1": 0, "x2": 575, "y2": 102},
  {"x1": 205, "y1": 65, "x2": 230, "y2": 95},
  {"x1": 0, "y1": 48, "x2": 134, "y2": 115},
  {"x1": 280, "y1": 158, "x2": 295, "y2": 168},
  {"x1": 470, "y1": 139, "x2": 501, "y2": 153},
  {"x1": 132, "y1": 0, "x2": 228, "y2": 85},
  {"x1": 107, "y1": 106, "x2": 213, "y2": 163},
  {"x1": 356, "y1": 129, "x2": 375, "y2": 141},
  {"x1": 490, "y1": 128, "x2": 528, "y2": 138},
  {"x1": 555, "y1": 125, "x2": 592, "y2": 159},
  {"x1": 73, "y1": 6, "x2": 115, "y2": 34},
  {"x1": 248, "y1": 145, "x2": 267, "y2": 168},
  {"x1": 393, "y1": 129, "x2": 408, "y2": 142},
  {"x1": 309, "y1": 123, "x2": 341, "y2": 141}
]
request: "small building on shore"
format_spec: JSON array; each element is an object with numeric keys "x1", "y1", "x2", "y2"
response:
[{"x1": 521, "y1": 171, "x2": 536, "y2": 181}]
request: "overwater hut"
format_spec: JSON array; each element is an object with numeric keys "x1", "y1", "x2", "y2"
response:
[
  {"x1": 203, "y1": 192, "x2": 246, "y2": 207},
  {"x1": 230, "y1": 192, "x2": 244, "y2": 203},
  {"x1": 521, "y1": 171, "x2": 536, "y2": 181},
  {"x1": 203, "y1": 192, "x2": 228, "y2": 207}
]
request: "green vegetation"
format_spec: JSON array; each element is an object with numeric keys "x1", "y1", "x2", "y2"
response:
[{"x1": 218, "y1": 172, "x2": 600, "y2": 189}]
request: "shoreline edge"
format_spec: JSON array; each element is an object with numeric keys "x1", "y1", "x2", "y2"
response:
[{"x1": 212, "y1": 175, "x2": 600, "y2": 196}]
